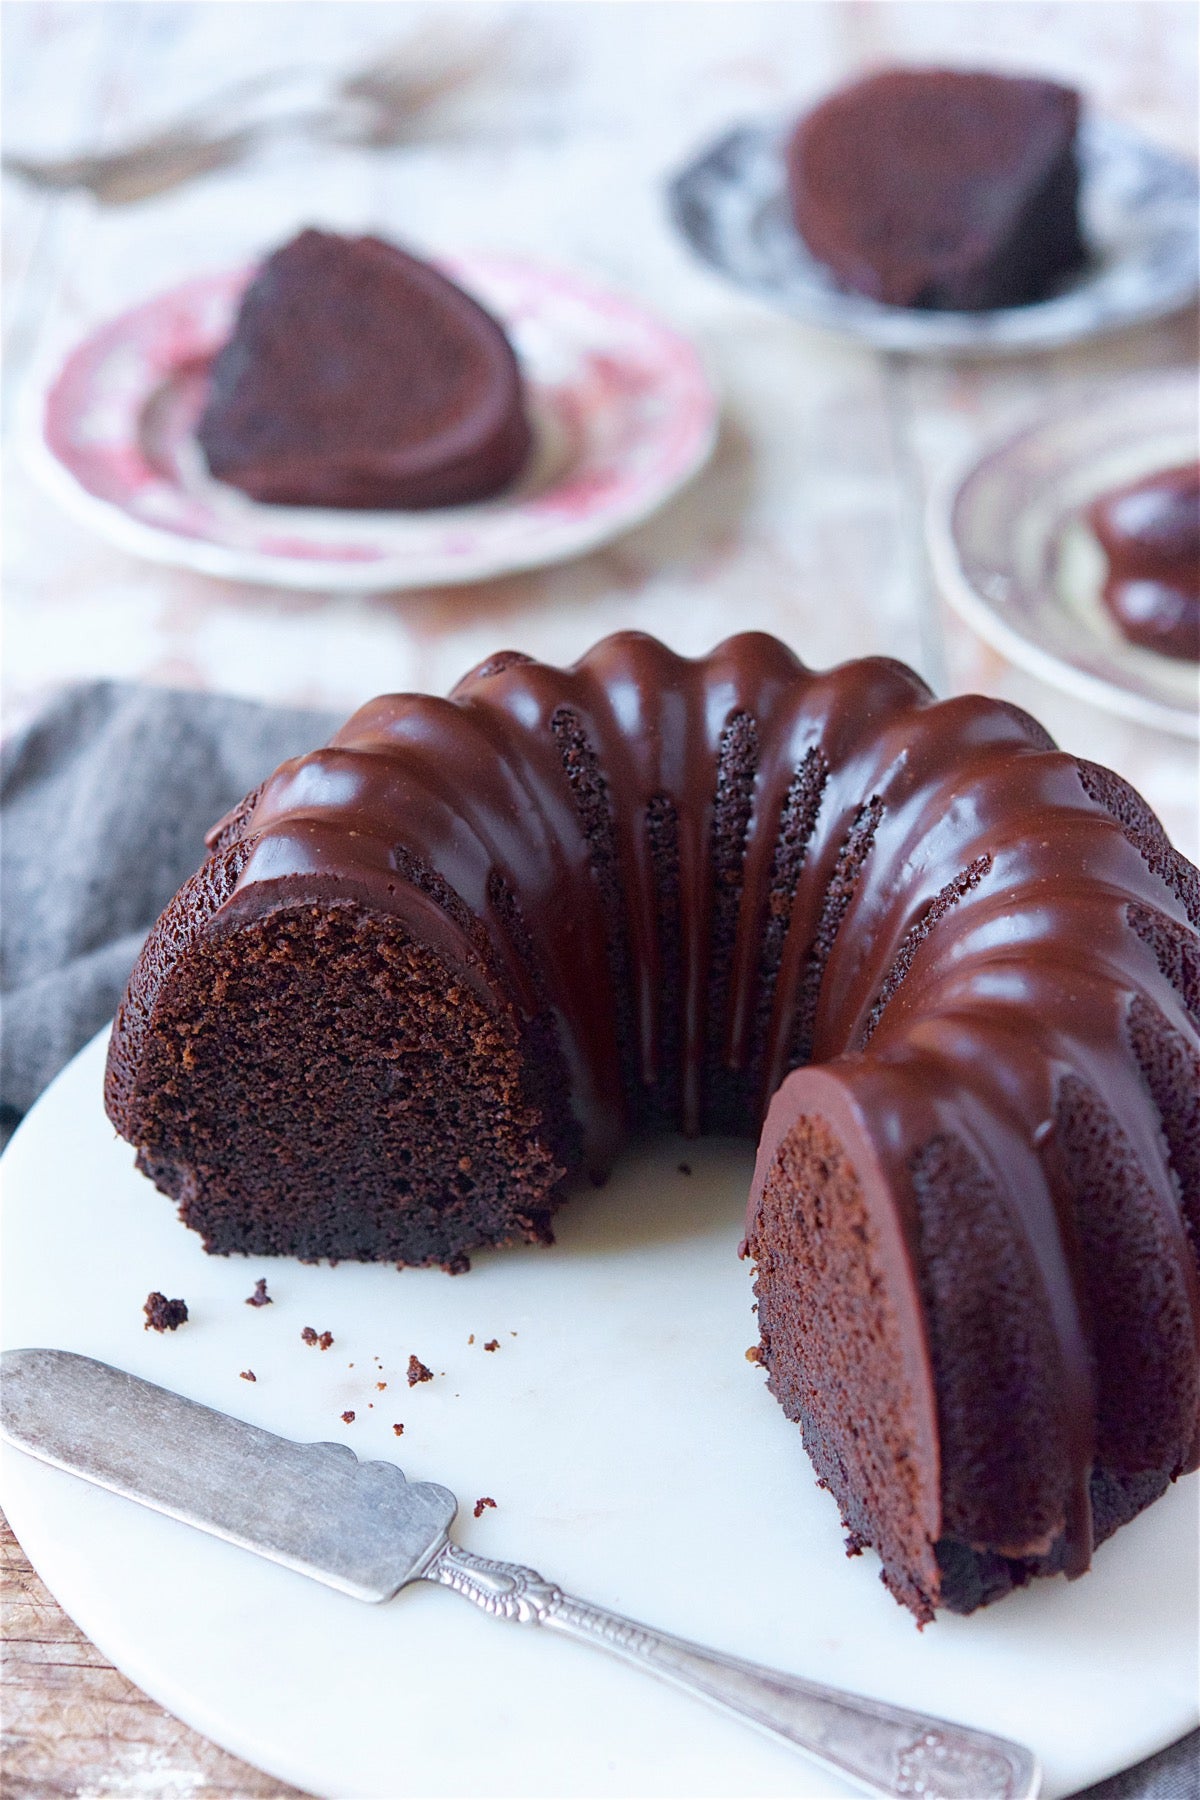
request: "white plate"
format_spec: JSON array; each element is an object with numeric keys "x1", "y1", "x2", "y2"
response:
[
  {"x1": 24, "y1": 256, "x2": 717, "y2": 592},
  {"x1": 669, "y1": 114, "x2": 1200, "y2": 357},
  {"x1": 927, "y1": 371, "x2": 1199, "y2": 739},
  {"x1": 2, "y1": 1030, "x2": 1196, "y2": 1799}
]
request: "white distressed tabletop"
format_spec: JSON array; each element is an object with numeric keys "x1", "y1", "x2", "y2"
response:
[{"x1": 1, "y1": 4, "x2": 1197, "y2": 1796}]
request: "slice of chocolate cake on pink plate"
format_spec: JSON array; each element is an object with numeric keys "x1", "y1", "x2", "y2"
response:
[{"x1": 196, "y1": 229, "x2": 533, "y2": 510}]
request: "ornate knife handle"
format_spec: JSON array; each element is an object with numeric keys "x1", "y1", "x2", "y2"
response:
[{"x1": 423, "y1": 1541, "x2": 1038, "y2": 1800}]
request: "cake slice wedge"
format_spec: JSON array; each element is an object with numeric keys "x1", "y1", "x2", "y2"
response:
[
  {"x1": 786, "y1": 68, "x2": 1085, "y2": 311},
  {"x1": 196, "y1": 229, "x2": 532, "y2": 510}
]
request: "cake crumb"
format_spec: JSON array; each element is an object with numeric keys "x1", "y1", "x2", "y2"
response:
[
  {"x1": 341, "y1": 1411, "x2": 355, "y2": 1424},
  {"x1": 407, "y1": 1355, "x2": 434, "y2": 1386},
  {"x1": 483, "y1": 1338, "x2": 499, "y2": 1353},
  {"x1": 143, "y1": 1292, "x2": 188, "y2": 1332},
  {"x1": 392, "y1": 1423, "x2": 405, "y2": 1436},
  {"x1": 745, "y1": 1344, "x2": 763, "y2": 1364},
  {"x1": 473, "y1": 1496, "x2": 497, "y2": 1519},
  {"x1": 245, "y1": 1278, "x2": 272, "y2": 1308},
  {"x1": 376, "y1": 1381, "x2": 387, "y2": 1391},
  {"x1": 301, "y1": 1327, "x2": 334, "y2": 1350},
  {"x1": 239, "y1": 1370, "x2": 256, "y2": 1382},
  {"x1": 677, "y1": 1162, "x2": 692, "y2": 1176},
  {"x1": 467, "y1": 1334, "x2": 475, "y2": 1345}
]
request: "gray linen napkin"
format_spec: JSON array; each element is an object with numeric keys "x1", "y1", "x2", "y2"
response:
[
  {"x1": 1, "y1": 680, "x2": 1197, "y2": 1800},
  {"x1": 1, "y1": 680, "x2": 337, "y2": 1143}
]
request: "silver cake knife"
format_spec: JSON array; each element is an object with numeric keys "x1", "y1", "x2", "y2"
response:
[{"x1": 1, "y1": 1348, "x2": 1038, "y2": 1800}]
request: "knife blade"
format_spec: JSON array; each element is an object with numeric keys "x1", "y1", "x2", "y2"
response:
[
  {"x1": 1, "y1": 1346, "x2": 456, "y2": 1600},
  {"x1": 0, "y1": 1347, "x2": 1039, "y2": 1800}
]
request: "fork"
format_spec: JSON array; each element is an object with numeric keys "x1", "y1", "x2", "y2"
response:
[{"x1": 2, "y1": 25, "x2": 515, "y2": 206}]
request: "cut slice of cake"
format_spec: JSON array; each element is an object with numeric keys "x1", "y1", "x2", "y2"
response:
[
  {"x1": 786, "y1": 68, "x2": 1085, "y2": 311},
  {"x1": 196, "y1": 229, "x2": 532, "y2": 510}
]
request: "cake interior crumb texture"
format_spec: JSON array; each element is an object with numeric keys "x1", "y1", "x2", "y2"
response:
[
  {"x1": 749, "y1": 1117, "x2": 939, "y2": 1619},
  {"x1": 106, "y1": 631, "x2": 1200, "y2": 1620},
  {"x1": 143, "y1": 1292, "x2": 188, "y2": 1332}
]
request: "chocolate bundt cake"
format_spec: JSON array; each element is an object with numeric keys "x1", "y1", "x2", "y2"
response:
[
  {"x1": 1089, "y1": 463, "x2": 1200, "y2": 662},
  {"x1": 105, "y1": 633, "x2": 1200, "y2": 1622},
  {"x1": 196, "y1": 230, "x2": 532, "y2": 510},
  {"x1": 786, "y1": 69, "x2": 1085, "y2": 310}
]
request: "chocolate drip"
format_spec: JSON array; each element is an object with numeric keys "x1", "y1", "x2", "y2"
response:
[
  {"x1": 858, "y1": 856, "x2": 992, "y2": 1049},
  {"x1": 705, "y1": 711, "x2": 760, "y2": 1130},
  {"x1": 646, "y1": 794, "x2": 683, "y2": 1127},
  {"x1": 740, "y1": 748, "x2": 828, "y2": 1109},
  {"x1": 779, "y1": 794, "x2": 883, "y2": 1089}
]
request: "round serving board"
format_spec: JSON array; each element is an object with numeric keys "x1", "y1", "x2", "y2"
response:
[{"x1": 1, "y1": 1030, "x2": 1196, "y2": 1798}]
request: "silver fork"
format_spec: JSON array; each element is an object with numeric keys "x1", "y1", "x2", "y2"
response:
[{"x1": 2, "y1": 25, "x2": 516, "y2": 206}]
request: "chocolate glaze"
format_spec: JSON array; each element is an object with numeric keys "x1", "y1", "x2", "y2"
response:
[
  {"x1": 204, "y1": 632, "x2": 1200, "y2": 1583},
  {"x1": 91, "y1": 630, "x2": 1165, "y2": 1605},
  {"x1": 1089, "y1": 463, "x2": 1200, "y2": 662}
]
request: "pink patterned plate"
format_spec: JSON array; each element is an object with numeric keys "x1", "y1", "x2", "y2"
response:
[{"x1": 27, "y1": 256, "x2": 718, "y2": 591}]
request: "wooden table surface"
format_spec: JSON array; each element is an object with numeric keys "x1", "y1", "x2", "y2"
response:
[{"x1": 2, "y1": 3, "x2": 1197, "y2": 1795}]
